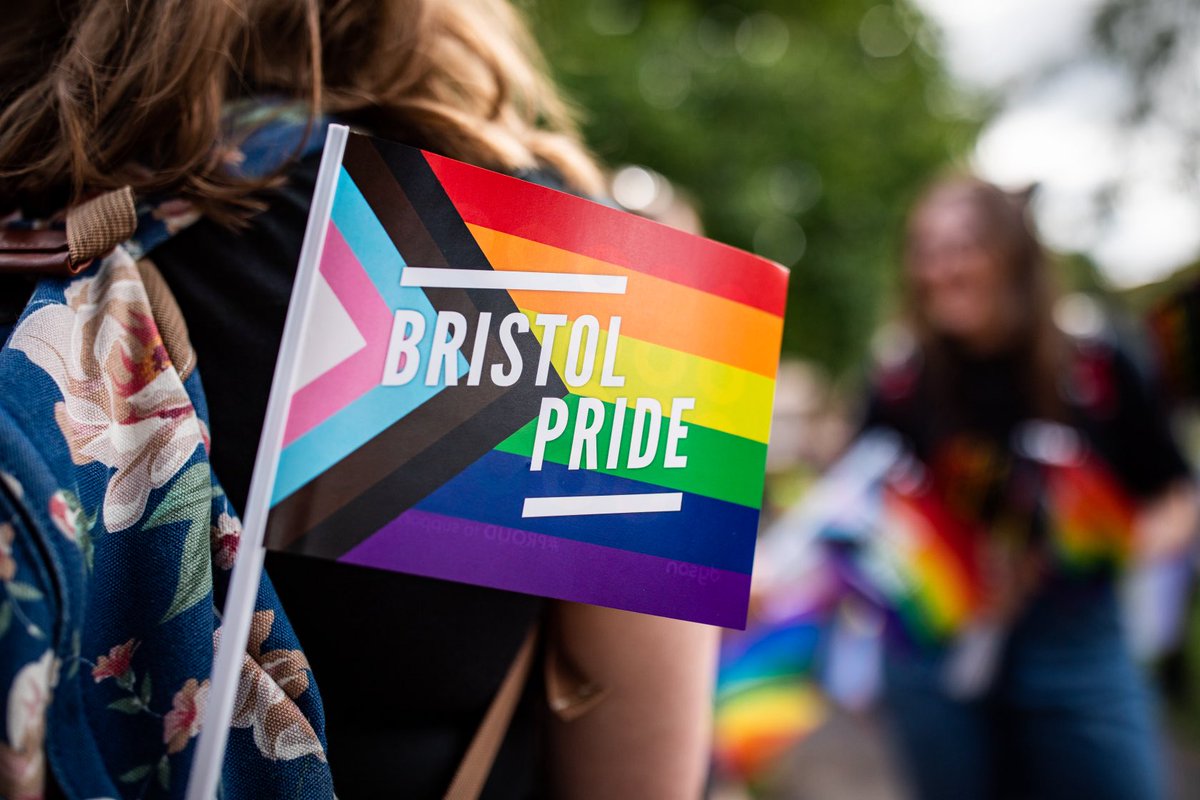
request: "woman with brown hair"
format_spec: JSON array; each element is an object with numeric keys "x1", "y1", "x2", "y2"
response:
[
  {"x1": 864, "y1": 175, "x2": 1197, "y2": 799},
  {"x1": 0, "y1": 0, "x2": 716, "y2": 797}
]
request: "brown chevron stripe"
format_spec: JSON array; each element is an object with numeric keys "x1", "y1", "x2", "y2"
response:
[
  {"x1": 343, "y1": 134, "x2": 449, "y2": 268},
  {"x1": 265, "y1": 373, "x2": 542, "y2": 550},
  {"x1": 280, "y1": 377, "x2": 556, "y2": 559}
]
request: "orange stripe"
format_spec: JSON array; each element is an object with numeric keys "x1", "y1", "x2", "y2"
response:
[{"x1": 467, "y1": 223, "x2": 783, "y2": 379}]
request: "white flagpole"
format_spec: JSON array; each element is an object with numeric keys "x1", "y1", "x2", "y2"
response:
[{"x1": 186, "y1": 124, "x2": 350, "y2": 800}]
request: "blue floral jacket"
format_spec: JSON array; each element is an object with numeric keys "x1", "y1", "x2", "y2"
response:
[{"x1": 0, "y1": 112, "x2": 335, "y2": 799}]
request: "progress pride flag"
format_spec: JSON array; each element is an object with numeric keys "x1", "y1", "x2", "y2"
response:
[{"x1": 257, "y1": 126, "x2": 788, "y2": 629}]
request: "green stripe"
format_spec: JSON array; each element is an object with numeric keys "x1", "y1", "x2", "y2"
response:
[{"x1": 495, "y1": 395, "x2": 765, "y2": 509}]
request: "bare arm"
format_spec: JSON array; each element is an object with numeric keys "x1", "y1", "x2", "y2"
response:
[
  {"x1": 1135, "y1": 479, "x2": 1199, "y2": 561},
  {"x1": 547, "y1": 602, "x2": 718, "y2": 799}
]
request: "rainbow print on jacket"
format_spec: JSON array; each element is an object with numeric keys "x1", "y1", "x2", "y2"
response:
[{"x1": 256, "y1": 128, "x2": 788, "y2": 628}]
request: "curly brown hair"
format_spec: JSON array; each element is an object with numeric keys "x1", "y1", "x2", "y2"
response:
[{"x1": 0, "y1": 0, "x2": 603, "y2": 222}]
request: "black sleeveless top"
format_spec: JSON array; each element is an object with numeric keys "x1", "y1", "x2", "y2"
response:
[{"x1": 152, "y1": 154, "x2": 547, "y2": 799}]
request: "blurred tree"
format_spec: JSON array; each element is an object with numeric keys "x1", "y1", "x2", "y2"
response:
[
  {"x1": 1093, "y1": 0, "x2": 1200, "y2": 176},
  {"x1": 523, "y1": 0, "x2": 977, "y2": 369}
]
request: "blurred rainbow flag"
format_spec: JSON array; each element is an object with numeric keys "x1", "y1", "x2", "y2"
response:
[
  {"x1": 1045, "y1": 456, "x2": 1136, "y2": 572},
  {"x1": 714, "y1": 606, "x2": 830, "y2": 779},
  {"x1": 828, "y1": 444, "x2": 1135, "y2": 643},
  {"x1": 834, "y1": 472, "x2": 985, "y2": 645},
  {"x1": 715, "y1": 432, "x2": 1142, "y2": 779}
]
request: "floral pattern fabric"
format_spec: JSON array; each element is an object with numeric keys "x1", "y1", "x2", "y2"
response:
[{"x1": 0, "y1": 222, "x2": 334, "y2": 794}]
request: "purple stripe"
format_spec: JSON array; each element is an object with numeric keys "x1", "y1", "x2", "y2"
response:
[{"x1": 338, "y1": 509, "x2": 750, "y2": 628}]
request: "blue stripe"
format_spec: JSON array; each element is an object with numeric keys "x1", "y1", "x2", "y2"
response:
[
  {"x1": 415, "y1": 449, "x2": 758, "y2": 573},
  {"x1": 275, "y1": 382, "x2": 438, "y2": 505}
]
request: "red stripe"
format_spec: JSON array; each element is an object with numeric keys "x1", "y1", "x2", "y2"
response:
[{"x1": 423, "y1": 152, "x2": 789, "y2": 316}]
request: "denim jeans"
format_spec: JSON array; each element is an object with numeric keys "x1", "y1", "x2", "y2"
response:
[{"x1": 883, "y1": 581, "x2": 1165, "y2": 800}]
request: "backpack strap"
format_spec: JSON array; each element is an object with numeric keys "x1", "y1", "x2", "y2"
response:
[
  {"x1": 1065, "y1": 335, "x2": 1120, "y2": 419},
  {"x1": 444, "y1": 623, "x2": 540, "y2": 800},
  {"x1": 0, "y1": 187, "x2": 135, "y2": 276},
  {"x1": 138, "y1": 258, "x2": 198, "y2": 381},
  {"x1": 443, "y1": 619, "x2": 608, "y2": 799},
  {"x1": 544, "y1": 634, "x2": 607, "y2": 721},
  {"x1": 67, "y1": 186, "x2": 137, "y2": 265},
  {"x1": 0, "y1": 228, "x2": 72, "y2": 275}
]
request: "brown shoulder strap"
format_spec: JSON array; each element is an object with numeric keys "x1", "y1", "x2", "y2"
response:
[
  {"x1": 444, "y1": 624, "x2": 539, "y2": 800},
  {"x1": 137, "y1": 259, "x2": 198, "y2": 382},
  {"x1": 66, "y1": 186, "x2": 136, "y2": 265}
]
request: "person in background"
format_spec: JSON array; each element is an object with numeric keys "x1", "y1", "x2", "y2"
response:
[
  {"x1": 863, "y1": 175, "x2": 1197, "y2": 800},
  {"x1": 0, "y1": 0, "x2": 716, "y2": 797}
]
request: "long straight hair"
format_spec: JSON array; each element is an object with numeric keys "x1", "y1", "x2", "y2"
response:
[{"x1": 0, "y1": 0, "x2": 604, "y2": 222}]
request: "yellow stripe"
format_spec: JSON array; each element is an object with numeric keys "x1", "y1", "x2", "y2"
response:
[
  {"x1": 520, "y1": 308, "x2": 775, "y2": 443},
  {"x1": 715, "y1": 684, "x2": 824, "y2": 739}
]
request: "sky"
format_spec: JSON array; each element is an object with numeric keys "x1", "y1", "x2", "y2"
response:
[{"x1": 912, "y1": 0, "x2": 1200, "y2": 287}]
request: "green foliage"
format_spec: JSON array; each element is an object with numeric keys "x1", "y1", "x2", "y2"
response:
[{"x1": 525, "y1": 0, "x2": 977, "y2": 369}]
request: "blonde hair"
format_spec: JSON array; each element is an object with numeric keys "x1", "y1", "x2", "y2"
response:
[{"x1": 0, "y1": 0, "x2": 604, "y2": 222}]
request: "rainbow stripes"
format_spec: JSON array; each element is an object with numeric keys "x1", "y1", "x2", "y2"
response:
[
  {"x1": 830, "y1": 475, "x2": 984, "y2": 645},
  {"x1": 835, "y1": 453, "x2": 1135, "y2": 643},
  {"x1": 1046, "y1": 458, "x2": 1136, "y2": 572},
  {"x1": 877, "y1": 485, "x2": 983, "y2": 640},
  {"x1": 714, "y1": 611, "x2": 829, "y2": 778},
  {"x1": 261, "y1": 132, "x2": 788, "y2": 628},
  {"x1": 715, "y1": 681, "x2": 826, "y2": 780}
]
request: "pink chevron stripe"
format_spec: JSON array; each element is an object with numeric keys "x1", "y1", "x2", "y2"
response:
[{"x1": 283, "y1": 221, "x2": 394, "y2": 446}]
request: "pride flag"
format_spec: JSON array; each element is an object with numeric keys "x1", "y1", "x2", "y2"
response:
[
  {"x1": 879, "y1": 482, "x2": 984, "y2": 640},
  {"x1": 253, "y1": 127, "x2": 788, "y2": 628},
  {"x1": 830, "y1": 446, "x2": 1134, "y2": 642},
  {"x1": 828, "y1": 467, "x2": 984, "y2": 644},
  {"x1": 714, "y1": 608, "x2": 829, "y2": 779},
  {"x1": 1045, "y1": 457, "x2": 1136, "y2": 572}
]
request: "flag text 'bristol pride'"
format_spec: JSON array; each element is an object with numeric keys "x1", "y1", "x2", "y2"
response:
[{"x1": 381, "y1": 308, "x2": 696, "y2": 475}]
